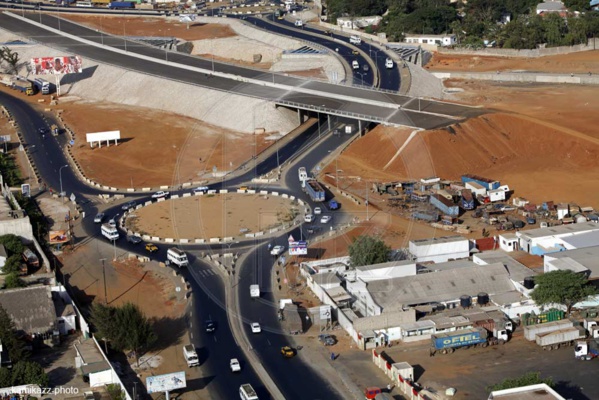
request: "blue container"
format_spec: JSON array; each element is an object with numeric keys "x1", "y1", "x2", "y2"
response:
[{"x1": 432, "y1": 328, "x2": 487, "y2": 350}]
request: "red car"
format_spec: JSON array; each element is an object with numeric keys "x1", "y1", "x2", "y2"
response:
[{"x1": 364, "y1": 387, "x2": 382, "y2": 399}]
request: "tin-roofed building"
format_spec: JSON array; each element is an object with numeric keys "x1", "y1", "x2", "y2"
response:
[
  {"x1": 516, "y1": 222, "x2": 599, "y2": 255},
  {"x1": 409, "y1": 235, "x2": 470, "y2": 263}
]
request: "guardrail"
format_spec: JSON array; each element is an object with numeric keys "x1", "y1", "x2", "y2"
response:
[{"x1": 275, "y1": 99, "x2": 387, "y2": 123}]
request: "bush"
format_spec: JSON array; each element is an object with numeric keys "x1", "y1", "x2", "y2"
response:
[
  {"x1": 2, "y1": 255, "x2": 22, "y2": 275},
  {"x1": 4, "y1": 273, "x2": 25, "y2": 289}
]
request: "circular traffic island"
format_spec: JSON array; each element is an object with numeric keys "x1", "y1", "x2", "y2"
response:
[{"x1": 126, "y1": 193, "x2": 300, "y2": 240}]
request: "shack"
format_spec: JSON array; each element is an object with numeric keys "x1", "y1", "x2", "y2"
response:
[{"x1": 282, "y1": 304, "x2": 303, "y2": 334}]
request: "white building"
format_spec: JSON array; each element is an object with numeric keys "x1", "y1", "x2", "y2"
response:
[
  {"x1": 465, "y1": 181, "x2": 486, "y2": 196},
  {"x1": 345, "y1": 260, "x2": 416, "y2": 282},
  {"x1": 516, "y1": 222, "x2": 599, "y2": 255},
  {"x1": 336, "y1": 16, "x2": 382, "y2": 30},
  {"x1": 544, "y1": 246, "x2": 599, "y2": 279},
  {"x1": 488, "y1": 383, "x2": 565, "y2": 400},
  {"x1": 497, "y1": 233, "x2": 518, "y2": 252},
  {"x1": 409, "y1": 235, "x2": 470, "y2": 263},
  {"x1": 536, "y1": 1, "x2": 566, "y2": 15},
  {"x1": 404, "y1": 34, "x2": 456, "y2": 47},
  {"x1": 488, "y1": 185, "x2": 510, "y2": 202}
]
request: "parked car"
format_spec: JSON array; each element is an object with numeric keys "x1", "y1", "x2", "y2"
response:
[
  {"x1": 251, "y1": 322, "x2": 261, "y2": 333},
  {"x1": 230, "y1": 358, "x2": 241, "y2": 372},
  {"x1": 280, "y1": 346, "x2": 295, "y2": 358},
  {"x1": 320, "y1": 215, "x2": 332, "y2": 224},
  {"x1": 127, "y1": 235, "x2": 142, "y2": 244},
  {"x1": 205, "y1": 320, "x2": 216, "y2": 333},
  {"x1": 270, "y1": 245, "x2": 285, "y2": 256},
  {"x1": 94, "y1": 213, "x2": 105, "y2": 223},
  {"x1": 365, "y1": 387, "x2": 382, "y2": 399},
  {"x1": 152, "y1": 191, "x2": 170, "y2": 199},
  {"x1": 318, "y1": 334, "x2": 336, "y2": 346},
  {"x1": 313, "y1": 207, "x2": 322, "y2": 215},
  {"x1": 304, "y1": 214, "x2": 315, "y2": 223},
  {"x1": 121, "y1": 201, "x2": 137, "y2": 211},
  {"x1": 193, "y1": 186, "x2": 209, "y2": 194},
  {"x1": 145, "y1": 243, "x2": 158, "y2": 253}
]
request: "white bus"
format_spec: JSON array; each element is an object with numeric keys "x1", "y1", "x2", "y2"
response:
[
  {"x1": 239, "y1": 384, "x2": 258, "y2": 400},
  {"x1": 101, "y1": 224, "x2": 119, "y2": 241},
  {"x1": 76, "y1": 1, "x2": 93, "y2": 7}
]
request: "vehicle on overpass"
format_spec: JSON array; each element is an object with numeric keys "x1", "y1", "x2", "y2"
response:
[
  {"x1": 145, "y1": 243, "x2": 158, "y2": 253},
  {"x1": 230, "y1": 358, "x2": 241, "y2": 372},
  {"x1": 251, "y1": 322, "x2": 261, "y2": 333},
  {"x1": 386, "y1": 58, "x2": 394, "y2": 69},
  {"x1": 152, "y1": 190, "x2": 169, "y2": 199},
  {"x1": 270, "y1": 245, "x2": 285, "y2": 256},
  {"x1": 166, "y1": 247, "x2": 188, "y2": 267},
  {"x1": 240, "y1": 384, "x2": 258, "y2": 400}
]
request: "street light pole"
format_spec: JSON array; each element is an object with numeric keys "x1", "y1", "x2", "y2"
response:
[{"x1": 59, "y1": 164, "x2": 68, "y2": 202}]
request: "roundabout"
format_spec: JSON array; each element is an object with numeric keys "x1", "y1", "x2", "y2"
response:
[{"x1": 124, "y1": 192, "x2": 303, "y2": 241}]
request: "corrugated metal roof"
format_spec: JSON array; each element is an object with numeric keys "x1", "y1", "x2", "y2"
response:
[
  {"x1": 473, "y1": 251, "x2": 537, "y2": 282},
  {"x1": 561, "y1": 230, "x2": 599, "y2": 249},
  {"x1": 367, "y1": 263, "x2": 516, "y2": 307},
  {"x1": 353, "y1": 309, "x2": 416, "y2": 331},
  {"x1": 547, "y1": 257, "x2": 589, "y2": 273},
  {"x1": 546, "y1": 246, "x2": 599, "y2": 277},
  {"x1": 410, "y1": 235, "x2": 467, "y2": 246},
  {"x1": 517, "y1": 222, "x2": 599, "y2": 240}
]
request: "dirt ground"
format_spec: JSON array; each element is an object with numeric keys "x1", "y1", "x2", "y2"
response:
[
  {"x1": 426, "y1": 50, "x2": 599, "y2": 74},
  {"x1": 128, "y1": 193, "x2": 298, "y2": 239},
  {"x1": 60, "y1": 102, "x2": 270, "y2": 188},
  {"x1": 62, "y1": 15, "x2": 237, "y2": 41}
]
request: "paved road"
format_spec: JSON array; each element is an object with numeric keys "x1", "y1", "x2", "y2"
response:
[{"x1": 0, "y1": 12, "x2": 483, "y2": 129}]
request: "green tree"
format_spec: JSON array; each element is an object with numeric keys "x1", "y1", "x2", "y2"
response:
[
  {"x1": 2, "y1": 254, "x2": 22, "y2": 275},
  {"x1": 10, "y1": 361, "x2": 49, "y2": 387},
  {"x1": 487, "y1": 372, "x2": 554, "y2": 392},
  {"x1": 0, "y1": 368, "x2": 11, "y2": 387},
  {"x1": 0, "y1": 47, "x2": 20, "y2": 74},
  {"x1": 564, "y1": 0, "x2": 591, "y2": 12},
  {"x1": 4, "y1": 273, "x2": 25, "y2": 289},
  {"x1": 91, "y1": 303, "x2": 156, "y2": 362},
  {"x1": 531, "y1": 270, "x2": 596, "y2": 315},
  {"x1": 348, "y1": 235, "x2": 391, "y2": 267},
  {"x1": 0, "y1": 304, "x2": 26, "y2": 363},
  {"x1": 106, "y1": 384, "x2": 126, "y2": 400},
  {"x1": 0, "y1": 234, "x2": 24, "y2": 256}
]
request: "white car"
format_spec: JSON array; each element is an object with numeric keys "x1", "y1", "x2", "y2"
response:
[
  {"x1": 251, "y1": 322, "x2": 261, "y2": 333},
  {"x1": 385, "y1": 58, "x2": 394, "y2": 69},
  {"x1": 270, "y1": 245, "x2": 285, "y2": 256},
  {"x1": 94, "y1": 213, "x2": 105, "y2": 223},
  {"x1": 304, "y1": 214, "x2": 315, "y2": 223},
  {"x1": 320, "y1": 215, "x2": 332, "y2": 224},
  {"x1": 152, "y1": 191, "x2": 170, "y2": 199},
  {"x1": 109, "y1": 218, "x2": 117, "y2": 227},
  {"x1": 230, "y1": 358, "x2": 241, "y2": 372},
  {"x1": 193, "y1": 186, "x2": 209, "y2": 194},
  {"x1": 313, "y1": 207, "x2": 322, "y2": 215}
]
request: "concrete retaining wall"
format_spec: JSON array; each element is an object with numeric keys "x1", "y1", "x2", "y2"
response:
[
  {"x1": 438, "y1": 38, "x2": 599, "y2": 58},
  {"x1": 433, "y1": 71, "x2": 599, "y2": 85}
]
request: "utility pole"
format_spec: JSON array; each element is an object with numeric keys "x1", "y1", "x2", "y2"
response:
[{"x1": 100, "y1": 258, "x2": 107, "y2": 304}]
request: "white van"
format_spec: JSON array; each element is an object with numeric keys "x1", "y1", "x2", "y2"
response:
[
  {"x1": 167, "y1": 248, "x2": 189, "y2": 268},
  {"x1": 349, "y1": 35, "x2": 361, "y2": 45},
  {"x1": 240, "y1": 384, "x2": 259, "y2": 400},
  {"x1": 385, "y1": 58, "x2": 394, "y2": 69},
  {"x1": 352, "y1": 60, "x2": 359, "y2": 70},
  {"x1": 101, "y1": 224, "x2": 119, "y2": 241}
]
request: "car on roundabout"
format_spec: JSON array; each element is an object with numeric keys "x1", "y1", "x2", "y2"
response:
[
  {"x1": 270, "y1": 245, "x2": 285, "y2": 256},
  {"x1": 230, "y1": 358, "x2": 241, "y2": 372},
  {"x1": 251, "y1": 322, "x2": 261, "y2": 333},
  {"x1": 127, "y1": 235, "x2": 142, "y2": 244},
  {"x1": 152, "y1": 191, "x2": 170, "y2": 199},
  {"x1": 145, "y1": 243, "x2": 158, "y2": 253},
  {"x1": 280, "y1": 346, "x2": 295, "y2": 358}
]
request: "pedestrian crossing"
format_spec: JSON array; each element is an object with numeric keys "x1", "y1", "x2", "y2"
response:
[{"x1": 196, "y1": 269, "x2": 217, "y2": 278}]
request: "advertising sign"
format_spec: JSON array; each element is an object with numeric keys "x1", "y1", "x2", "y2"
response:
[
  {"x1": 30, "y1": 56, "x2": 83, "y2": 75},
  {"x1": 147, "y1": 372, "x2": 186, "y2": 394},
  {"x1": 319, "y1": 305, "x2": 331, "y2": 320},
  {"x1": 288, "y1": 241, "x2": 308, "y2": 256},
  {"x1": 21, "y1": 184, "x2": 30, "y2": 198},
  {"x1": 48, "y1": 230, "x2": 69, "y2": 244}
]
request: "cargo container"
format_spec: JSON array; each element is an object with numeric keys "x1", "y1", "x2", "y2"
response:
[
  {"x1": 429, "y1": 194, "x2": 459, "y2": 216},
  {"x1": 535, "y1": 326, "x2": 585, "y2": 350},
  {"x1": 461, "y1": 174, "x2": 500, "y2": 191},
  {"x1": 304, "y1": 179, "x2": 325, "y2": 202},
  {"x1": 461, "y1": 189, "x2": 475, "y2": 210},
  {"x1": 108, "y1": 1, "x2": 134, "y2": 8},
  {"x1": 430, "y1": 326, "x2": 508, "y2": 355},
  {"x1": 13, "y1": 78, "x2": 35, "y2": 95},
  {"x1": 524, "y1": 319, "x2": 573, "y2": 341},
  {"x1": 412, "y1": 211, "x2": 438, "y2": 222}
]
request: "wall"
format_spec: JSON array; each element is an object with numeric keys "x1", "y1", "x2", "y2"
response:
[
  {"x1": 89, "y1": 369, "x2": 115, "y2": 388},
  {"x1": 438, "y1": 38, "x2": 599, "y2": 58},
  {"x1": 433, "y1": 71, "x2": 599, "y2": 85}
]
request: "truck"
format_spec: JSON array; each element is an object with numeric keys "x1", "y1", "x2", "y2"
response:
[
  {"x1": 239, "y1": 384, "x2": 259, "y2": 400},
  {"x1": 108, "y1": 1, "x2": 134, "y2": 8},
  {"x1": 430, "y1": 327, "x2": 509, "y2": 355},
  {"x1": 0, "y1": 73, "x2": 15, "y2": 87},
  {"x1": 535, "y1": 326, "x2": 586, "y2": 350},
  {"x1": 281, "y1": 304, "x2": 302, "y2": 335},
  {"x1": 412, "y1": 211, "x2": 439, "y2": 222},
  {"x1": 304, "y1": 180, "x2": 325, "y2": 202},
  {"x1": 166, "y1": 248, "x2": 188, "y2": 267},
  {"x1": 33, "y1": 78, "x2": 51, "y2": 95},
  {"x1": 575, "y1": 340, "x2": 599, "y2": 360},
  {"x1": 298, "y1": 167, "x2": 307, "y2": 182},
  {"x1": 524, "y1": 319, "x2": 573, "y2": 341},
  {"x1": 101, "y1": 223, "x2": 119, "y2": 241},
  {"x1": 183, "y1": 344, "x2": 199, "y2": 367},
  {"x1": 21, "y1": 248, "x2": 39, "y2": 269},
  {"x1": 583, "y1": 319, "x2": 599, "y2": 338},
  {"x1": 12, "y1": 78, "x2": 35, "y2": 96},
  {"x1": 461, "y1": 189, "x2": 475, "y2": 210},
  {"x1": 250, "y1": 284, "x2": 260, "y2": 298}
]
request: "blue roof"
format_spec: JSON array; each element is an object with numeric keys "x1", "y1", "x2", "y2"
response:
[{"x1": 591, "y1": 0, "x2": 599, "y2": 7}]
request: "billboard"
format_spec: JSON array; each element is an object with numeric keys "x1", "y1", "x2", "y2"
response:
[
  {"x1": 49, "y1": 230, "x2": 69, "y2": 244},
  {"x1": 147, "y1": 372, "x2": 186, "y2": 394},
  {"x1": 289, "y1": 241, "x2": 308, "y2": 256},
  {"x1": 30, "y1": 56, "x2": 83, "y2": 75},
  {"x1": 21, "y1": 184, "x2": 30, "y2": 198}
]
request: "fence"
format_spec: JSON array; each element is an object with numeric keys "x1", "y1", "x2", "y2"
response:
[{"x1": 372, "y1": 350, "x2": 428, "y2": 400}]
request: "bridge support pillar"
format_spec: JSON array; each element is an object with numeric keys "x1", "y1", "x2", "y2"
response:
[
  {"x1": 327, "y1": 115, "x2": 331, "y2": 131},
  {"x1": 297, "y1": 109, "x2": 303, "y2": 124},
  {"x1": 358, "y1": 120, "x2": 363, "y2": 136}
]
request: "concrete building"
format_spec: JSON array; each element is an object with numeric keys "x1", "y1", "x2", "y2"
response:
[
  {"x1": 516, "y1": 222, "x2": 599, "y2": 255},
  {"x1": 345, "y1": 260, "x2": 417, "y2": 282},
  {"x1": 544, "y1": 246, "x2": 599, "y2": 279},
  {"x1": 409, "y1": 235, "x2": 470, "y2": 263},
  {"x1": 497, "y1": 233, "x2": 518, "y2": 252},
  {"x1": 404, "y1": 34, "x2": 456, "y2": 47},
  {"x1": 488, "y1": 383, "x2": 566, "y2": 399},
  {"x1": 336, "y1": 16, "x2": 382, "y2": 30},
  {"x1": 74, "y1": 339, "x2": 114, "y2": 388},
  {"x1": 536, "y1": 1, "x2": 567, "y2": 15}
]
